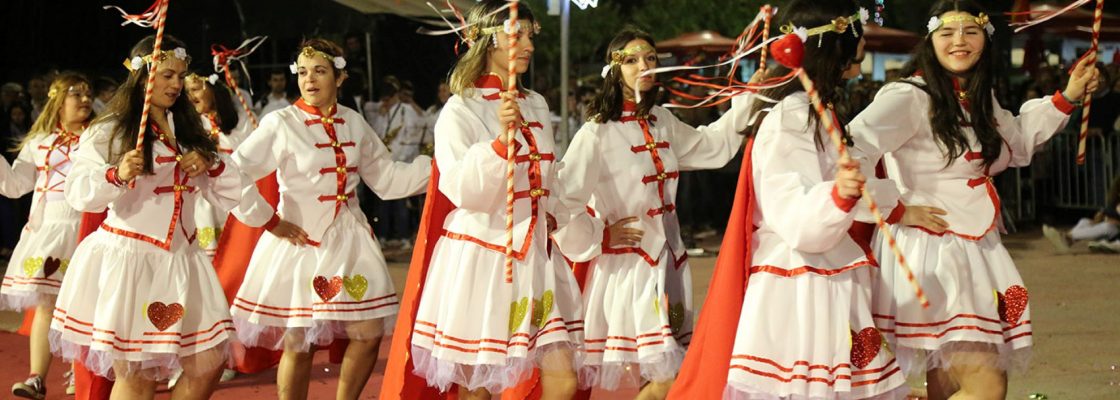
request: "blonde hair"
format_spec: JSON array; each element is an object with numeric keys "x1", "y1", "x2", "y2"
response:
[
  {"x1": 18, "y1": 73, "x2": 92, "y2": 150},
  {"x1": 448, "y1": 0, "x2": 534, "y2": 96}
]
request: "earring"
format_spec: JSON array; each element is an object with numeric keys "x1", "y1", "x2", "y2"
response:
[{"x1": 491, "y1": 35, "x2": 498, "y2": 49}]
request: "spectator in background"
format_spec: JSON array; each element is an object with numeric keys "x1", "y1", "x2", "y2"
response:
[
  {"x1": 255, "y1": 70, "x2": 293, "y2": 116},
  {"x1": 420, "y1": 81, "x2": 451, "y2": 156},
  {"x1": 27, "y1": 76, "x2": 48, "y2": 121},
  {"x1": 7, "y1": 102, "x2": 32, "y2": 138},
  {"x1": 91, "y1": 76, "x2": 117, "y2": 115},
  {"x1": 1044, "y1": 175, "x2": 1120, "y2": 253},
  {"x1": 365, "y1": 76, "x2": 424, "y2": 249},
  {"x1": 1086, "y1": 63, "x2": 1120, "y2": 137},
  {"x1": 1, "y1": 83, "x2": 21, "y2": 111}
]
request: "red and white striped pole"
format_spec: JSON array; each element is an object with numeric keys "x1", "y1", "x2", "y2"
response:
[
  {"x1": 759, "y1": 5, "x2": 773, "y2": 70},
  {"x1": 796, "y1": 70, "x2": 930, "y2": 308},
  {"x1": 222, "y1": 69, "x2": 259, "y2": 128},
  {"x1": 504, "y1": 0, "x2": 520, "y2": 283},
  {"x1": 134, "y1": 0, "x2": 169, "y2": 154},
  {"x1": 1076, "y1": 0, "x2": 1104, "y2": 165}
]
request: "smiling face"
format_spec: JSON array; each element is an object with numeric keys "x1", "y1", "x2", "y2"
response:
[
  {"x1": 150, "y1": 57, "x2": 188, "y2": 111},
  {"x1": 185, "y1": 78, "x2": 215, "y2": 114},
  {"x1": 618, "y1": 39, "x2": 658, "y2": 96},
  {"x1": 296, "y1": 52, "x2": 345, "y2": 109},
  {"x1": 487, "y1": 19, "x2": 536, "y2": 76},
  {"x1": 931, "y1": 11, "x2": 986, "y2": 75},
  {"x1": 59, "y1": 83, "x2": 93, "y2": 125}
]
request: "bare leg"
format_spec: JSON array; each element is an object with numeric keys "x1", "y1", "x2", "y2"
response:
[
  {"x1": 336, "y1": 319, "x2": 384, "y2": 400},
  {"x1": 169, "y1": 347, "x2": 226, "y2": 400},
  {"x1": 635, "y1": 379, "x2": 674, "y2": 400},
  {"x1": 109, "y1": 362, "x2": 157, "y2": 400},
  {"x1": 926, "y1": 367, "x2": 956, "y2": 400},
  {"x1": 278, "y1": 330, "x2": 314, "y2": 400},
  {"x1": 539, "y1": 349, "x2": 577, "y2": 400},
  {"x1": 29, "y1": 303, "x2": 54, "y2": 377},
  {"x1": 458, "y1": 385, "x2": 492, "y2": 400},
  {"x1": 947, "y1": 352, "x2": 1006, "y2": 400}
]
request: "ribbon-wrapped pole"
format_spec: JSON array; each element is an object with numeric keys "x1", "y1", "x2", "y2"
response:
[
  {"x1": 1077, "y1": 0, "x2": 1104, "y2": 165},
  {"x1": 134, "y1": 0, "x2": 169, "y2": 154},
  {"x1": 212, "y1": 36, "x2": 268, "y2": 129},
  {"x1": 504, "y1": 0, "x2": 520, "y2": 283},
  {"x1": 759, "y1": 5, "x2": 773, "y2": 69}
]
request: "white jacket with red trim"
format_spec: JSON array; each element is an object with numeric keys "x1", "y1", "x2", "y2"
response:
[
  {"x1": 232, "y1": 101, "x2": 430, "y2": 243},
  {"x1": 64, "y1": 116, "x2": 242, "y2": 251},
  {"x1": 434, "y1": 77, "x2": 564, "y2": 259},
  {"x1": 849, "y1": 78, "x2": 1074, "y2": 240}
]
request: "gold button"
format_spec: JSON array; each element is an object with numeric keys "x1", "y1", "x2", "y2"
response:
[
  {"x1": 337, "y1": 194, "x2": 348, "y2": 201},
  {"x1": 645, "y1": 142, "x2": 657, "y2": 150},
  {"x1": 322, "y1": 117, "x2": 333, "y2": 124},
  {"x1": 658, "y1": 173, "x2": 667, "y2": 180},
  {"x1": 49, "y1": 145, "x2": 55, "y2": 151},
  {"x1": 175, "y1": 155, "x2": 182, "y2": 162},
  {"x1": 332, "y1": 141, "x2": 340, "y2": 148},
  {"x1": 529, "y1": 153, "x2": 541, "y2": 161},
  {"x1": 530, "y1": 188, "x2": 544, "y2": 197}
]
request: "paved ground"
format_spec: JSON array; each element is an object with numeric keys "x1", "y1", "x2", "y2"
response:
[{"x1": 1, "y1": 227, "x2": 1116, "y2": 399}]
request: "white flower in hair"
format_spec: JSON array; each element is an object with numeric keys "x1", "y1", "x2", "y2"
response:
[
  {"x1": 984, "y1": 22, "x2": 995, "y2": 36},
  {"x1": 173, "y1": 47, "x2": 188, "y2": 60},
  {"x1": 289, "y1": 62, "x2": 298, "y2": 74},
  {"x1": 333, "y1": 56, "x2": 347, "y2": 70},
  {"x1": 927, "y1": 16, "x2": 942, "y2": 33},
  {"x1": 130, "y1": 56, "x2": 144, "y2": 71},
  {"x1": 504, "y1": 19, "x2": 521, "y2": 34},
  {"x1": 208, "y1": 74, "x2": 220, "y2": 85},
  {"x1": 600, "y1": 64, "x2": 611, "y2": 78},
  {"x1": 793, "y1": 26, "x2": 808, "y2": 43},
  {"x1": 858, "y1": 7, "x2": 870, "y2": 25}
]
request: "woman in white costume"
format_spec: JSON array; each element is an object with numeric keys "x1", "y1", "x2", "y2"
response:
[
  {"x1": 184, "y1": 71, "x2": 252, "y2": 259},
  {"x1": 400, "y1": 1, "x2": 583, "y2": 399},
  {"x1": 848, "y1": 0, "x2": 1099, "y2": 398},
  {"x1": 227, "y1": 38, "x2": 430, "y2": 400},
  {"x1": 1, "y1": 73, "x2": 94, "y2": 399},
  {"x1": 50, "y1": 35, "x2": 242, "y2": 399},
  {"x1": 551, "y1": 28, "x2": 756, "y2": 399}
]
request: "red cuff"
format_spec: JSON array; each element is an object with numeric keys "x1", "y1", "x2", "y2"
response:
[
  {"x1": 207, "y1": 160, "x2": 226, "y2": 177},
  {"x1": 831, "y1": 185, "x2": 859, "y2": 212},
  {"x1": 106, "y1": 167, "x2": 125, "y2": 187},
  {"x1": 491, "y1": 137, "x2": 522, "y2": 159},
  {"x1": 263, "y1": 213, "x2": 281, "y2": 231},
  {"x1": 886, "y1": 201, "x2": 906, "y2": 224},
  {"x1": 1051, "y1": 90, "x2": 1075, "y2": 115}
]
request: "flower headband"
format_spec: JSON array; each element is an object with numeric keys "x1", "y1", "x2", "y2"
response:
[
  {"x1": 186, "y1": 73, "x2": 220, "y2": 86},
  {"x1": 122, "y1": 47, "x2": 189, "y2": 72},
  {"x1": 47, "y1": 84, "x2": 90, "y2": 99},
  {"x1": 601, "y1": 43, "x2": 656, "y2": 77},
  {"x1": 780, "y1": 7, "x2": 869, "y2": 42},
  {"x1": 463, "y1": 19, "x2": 542, "y2": 45},
  {"x1": 289, "y1": 46, "x2": 347, "y2": 74},
  {"x1": 927, "y1": 12, "x2": 995, "y2": 36}
]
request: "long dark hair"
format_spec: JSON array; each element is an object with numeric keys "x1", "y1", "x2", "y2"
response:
[
  {"x1": 747, "y1": 0, "x2": 863, "y2": 149},
  {"x1": 901, "y1": 0, "x2": 1000, "y2": 168},
  {"x1": 100, "y1": 35, "x2": 214, "y2": 173},
  {"x1": 589, "y1": 28, "x2": 663, "y2": 124},
  {"x1": 193, "y1": 70, "x2": 240, "y2": 134}
]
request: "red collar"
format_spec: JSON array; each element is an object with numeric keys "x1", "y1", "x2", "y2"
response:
[
  {"x1": 474, "y1": 74, "x2": 506, "y2": 91},
  {"x1": 295, "y1": 98, "x2": 338, "y2": 118},
  {"x1": 622, "y1": 101, "x2": 638, "y2": 112}
]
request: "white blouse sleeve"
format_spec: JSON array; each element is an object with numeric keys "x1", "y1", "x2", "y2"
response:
[
  {"x1": 433, "y1": 98, "x2": 510, "y2": 212},
  {"x1": 754, "y1": 101, "x2": 857, "y2": 253},
  {"x1": 356, "y1": 118, "x2": 430, "y2": 200},
  {"x1": 64, "y1": 123, "x2": 127, "y2": 212},
  {"x1": 551, "y1": 122, "x2": 606, "y2": 262},
  {"x1": 194, "y1": 153, "x2": 243, "y2": 214},
  {"x1": 0, "y1": 144, "x2": 36, "y2": 198},
  {"x1": 996, "y1": 92, "x2": 1075, "y2": 167},
  {"x1": 848, "y1": 82, "x2": 925, "y2": 166},
  {"x1": 668, "y1": 93, "x2": 751, "y2": 170},
  {"x1": 232, "y1": 113, "x2": 282, "y2": 181}
]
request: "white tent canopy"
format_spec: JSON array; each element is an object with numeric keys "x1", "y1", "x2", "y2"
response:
[{"x1": 333, "y1": 0, "x2": 476, "y2": 18}]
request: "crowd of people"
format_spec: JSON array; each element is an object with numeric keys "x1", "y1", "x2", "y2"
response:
[{"x1": 0, "y1": 0, "x2": 1110, "y2": 400}]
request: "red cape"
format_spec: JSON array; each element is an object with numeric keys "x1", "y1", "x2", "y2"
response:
[
  {"x1": 380, "y1": 161, "x2": 457, "y2": 399},
  {"x1": 666, "y1": 139, "x2": 756, "y2": 399}
]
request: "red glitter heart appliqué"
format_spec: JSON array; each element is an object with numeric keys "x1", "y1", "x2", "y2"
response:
[
  {"x1": 42, "y1": 257, "x2": 62, "y2": 277},
  {"x1": 147, "y1": 302, "x2": 184, "y2": 331},
  {"x1": 997, "y1": 285, "x2": 1029, "y2": 325},
  {"x1": 313, "y1": 276, "x2": 344, "y2": 302},
  {"x1": 850, "y1": 327, "x2": 882, "y2": 369}
]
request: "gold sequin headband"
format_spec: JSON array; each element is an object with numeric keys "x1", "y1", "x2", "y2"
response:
[
  {"x1": 122, "y1": 47, "x2": 190, "y2": 72},
  {"x1": 926, "y1": 12, "x2": 995, "y2": 35},
  {"x1": 290, "y1": 46, "x2": 348, "y2": 73},
  {"x1": 781, "y1": 8, "x2": 869, "y2": 39},
  {"x1": 463, "y1": 20, "x2": 542, "y2": 44},
  {"x1": 186, "y1": 73, "x2": 220, "y2": 86},
  {"x1": 610, "y1": 44, "x2": 656, "y2": 65},
  {"x1": 47, "y1": 84, "x2": 90, "y2": 99}
]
